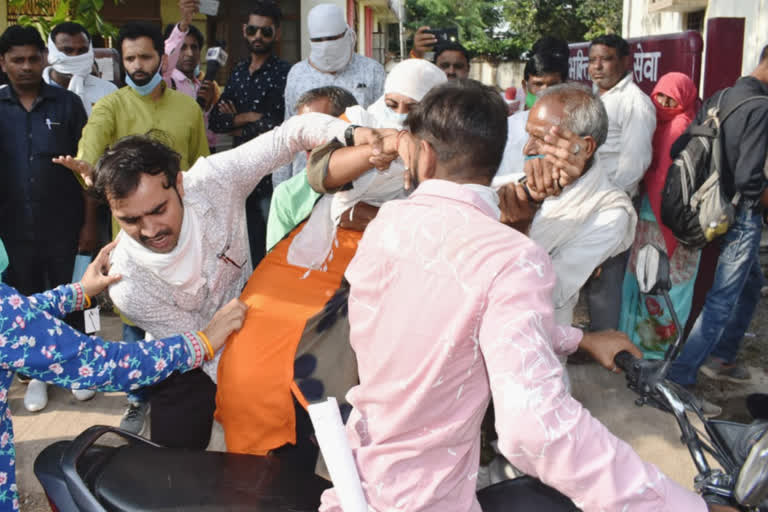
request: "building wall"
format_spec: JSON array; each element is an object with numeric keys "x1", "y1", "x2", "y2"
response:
[{"x1": 623, "y1": 0, "x2": 768, "y2": 75}]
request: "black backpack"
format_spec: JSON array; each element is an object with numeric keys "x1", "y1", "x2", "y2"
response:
[{"x1": 660, "y1": 90, "x2": 768, "y2": 249}]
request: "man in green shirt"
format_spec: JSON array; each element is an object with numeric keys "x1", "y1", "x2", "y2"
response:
[
  {"x1": 74, "y1": 22, "x2": 209, "y2": 170},
  {"x1": 55, "y1": 21, "x2": 210, "y2": 438}
]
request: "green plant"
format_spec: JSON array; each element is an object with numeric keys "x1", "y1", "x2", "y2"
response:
[
  {"x1": 9, "y1": 0, "x2": 122, "y2": 40},
  {"x1": 405, "y1": 0, "x2": 622, "y2": 59}
]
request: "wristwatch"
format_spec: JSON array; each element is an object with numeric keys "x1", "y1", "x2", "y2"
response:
[{"x1": 344, "y1": 124, "x2": 360, "y2": 147}]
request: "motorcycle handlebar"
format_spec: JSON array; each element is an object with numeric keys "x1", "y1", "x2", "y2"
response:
[{"x1": 614, "y1": 350, "x2": 637, "y2": 373}]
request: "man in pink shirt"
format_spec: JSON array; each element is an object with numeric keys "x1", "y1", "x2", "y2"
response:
[
  {"x1": 319, "y1": 80, "x2": 732, "y2": 511},
  {"x1": 163, "y1": 0, "x2": 218, "y2": 150}
]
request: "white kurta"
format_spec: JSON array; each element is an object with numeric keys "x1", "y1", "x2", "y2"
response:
[{"x1": 594, "y1": 73, "x2": 656, "y2": 197}]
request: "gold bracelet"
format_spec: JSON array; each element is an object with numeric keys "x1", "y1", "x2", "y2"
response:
[
  {"x1": 198, "y1": 331, "x2": 215, "y2": 361},
  {"x1": 84, "y1": 293, "x2": 92, "y2": 309}
]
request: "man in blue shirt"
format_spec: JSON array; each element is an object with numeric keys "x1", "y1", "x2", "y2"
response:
[{"x1": 0, "y1": 25, "x2": 89, "y2": 409}]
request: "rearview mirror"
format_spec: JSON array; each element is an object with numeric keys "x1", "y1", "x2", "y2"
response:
[
  {"x1": 635, "y1": 245, "x2": 671, "y2": 295},
  {"x1": 735, "y1": 426, "x2": 768, "y2": 507}
]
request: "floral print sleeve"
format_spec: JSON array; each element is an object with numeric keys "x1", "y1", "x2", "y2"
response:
[
  {"x1": 0, "y1": 283, "x2": 208, "y2": 511},
  {"x1": 19, "y1": 283, "x2": 87, "y2": 320}
]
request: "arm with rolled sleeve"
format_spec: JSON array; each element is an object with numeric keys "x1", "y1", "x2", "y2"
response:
[
  {"x1": 614, "y1": 92, "x2": 656, "y2": 194},
  {"x1": 478, "y1": 244, "x2": 706, "y2": 512},
  {"x1": 199, "y1": 112, "x2": 349, "y2": 205}
]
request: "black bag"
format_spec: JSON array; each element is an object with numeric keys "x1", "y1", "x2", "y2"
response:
[{"x1": 660, "y1": 90, "x2": 768, "y2": 248}]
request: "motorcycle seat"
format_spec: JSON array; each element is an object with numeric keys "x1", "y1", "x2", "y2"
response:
[{"x1": 92, "y1": 444, "x2": 331, "y2": 511}]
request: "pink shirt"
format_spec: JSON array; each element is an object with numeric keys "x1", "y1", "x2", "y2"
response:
[
  {"x1": 319, "y1": 180, "x2": 706, "y2": 512},
  {"x1": 164, "y1": 25, "x2": 216, "y2": 148}
]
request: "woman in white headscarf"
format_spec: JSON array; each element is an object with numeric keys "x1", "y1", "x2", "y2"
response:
[{"x1": 215, "y1": 59, "x2": 446, "y2": 458}]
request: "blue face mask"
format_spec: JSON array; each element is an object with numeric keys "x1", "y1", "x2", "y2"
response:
[
  {"x1": 125, "y1": 70, "x2": 163, "y2": 96},
  {"x1": 383, "y1": 107, "x2": 409, "y2": 128},
  {"x1": 0, "y1": 238, "x2": 8, "y2": 283}
]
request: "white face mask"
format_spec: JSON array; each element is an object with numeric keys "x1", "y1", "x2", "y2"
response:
[{"x1": 309, "y1": 29, "x2": 354, "y2": 73}]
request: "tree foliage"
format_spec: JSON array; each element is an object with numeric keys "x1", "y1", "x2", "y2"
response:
[
  {"x1": 405, "y1": 0, "x2": 622, "y2": 59},
  {"x1": 9, "y1": 0, "x2": 121, "y2": 40}
]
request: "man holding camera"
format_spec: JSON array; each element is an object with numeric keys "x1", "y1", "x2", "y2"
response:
[{"x1": 411, "y1": 26, "x2": 471, "y2": 80}]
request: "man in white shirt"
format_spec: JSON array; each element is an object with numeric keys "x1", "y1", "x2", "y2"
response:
[
  {"x1": 59, "y1": 113, "x2": 353, "y2": 449},
  {"x1": 275, "y1": 3, "x2": 386, "y2": 187},
  {"x1": 43, "y1": 22, "x2": 117, "y2": 116},
  {"x1": 585, "y1": 34, "x2": 655, "y2": 331}
]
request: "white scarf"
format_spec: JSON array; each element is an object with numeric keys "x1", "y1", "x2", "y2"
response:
[
  {"x1": 309, "y1": 29, "x2": 356, "y2": 73},
  {"x1": 528, "y1": 155, "x2": 637, "y2": 258},
  {"x1": 117, "y1": 206, "x2": 206, "y2": 295},
  {"x1": 46, "y1": 35, "x2": 94, "y2": 103}
]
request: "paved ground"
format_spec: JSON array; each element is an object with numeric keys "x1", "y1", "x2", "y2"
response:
[{"x1": 11, "y1": 237, "x2": 768, "y2": 511}]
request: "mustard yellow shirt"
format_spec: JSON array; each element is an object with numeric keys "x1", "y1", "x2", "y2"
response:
[{"x1": 77, "y1": 82, "x2": 210, "y2": 169}]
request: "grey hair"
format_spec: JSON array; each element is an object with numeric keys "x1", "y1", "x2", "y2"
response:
[
  {"x1": 295, "y1": 86, "x2": 358, "y2": 117},
  {"x1": 538, "y1": 83, "x2": 608, "y2": 147}
]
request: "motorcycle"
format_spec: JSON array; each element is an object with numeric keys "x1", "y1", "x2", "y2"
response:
[
  {"x1": 34, "y1": 243, "x2": 768, "y2": 511},
  {"x1": 613, "y1": 243, "x2": 768, "y2": 510}
]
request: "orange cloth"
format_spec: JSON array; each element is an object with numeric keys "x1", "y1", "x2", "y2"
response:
[{"x1": 215, "y1": 222, "x2": 362, "y2": 455}]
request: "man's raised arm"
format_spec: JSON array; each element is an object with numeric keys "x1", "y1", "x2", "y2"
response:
[{"x1": 198, "y1": 112, "x2": 349, "y2": 204}]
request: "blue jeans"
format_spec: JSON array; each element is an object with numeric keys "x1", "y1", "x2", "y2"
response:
[
  {"x1": 667, "y1": 206, "x2": 764, "y2": 387},
  {"x1": 123, "y1": 323, "x2": 148, "y2": 404}
]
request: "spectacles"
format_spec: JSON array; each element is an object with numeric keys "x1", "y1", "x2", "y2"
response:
[{"x1": 245, "y1": 25, "x2": 275, "y2": 38}]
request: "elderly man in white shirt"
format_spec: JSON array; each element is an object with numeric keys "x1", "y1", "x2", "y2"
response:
[
  {"x1": 521, "y1": 84, "x2": 638, "y2": 326},
  {"x1": 585, "y1": 34, "x2": 655, "y2": 331}
]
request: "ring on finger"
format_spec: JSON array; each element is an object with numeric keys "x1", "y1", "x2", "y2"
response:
[{"x1": 570, "y1": 143, "x2": 582, "y2": 155}]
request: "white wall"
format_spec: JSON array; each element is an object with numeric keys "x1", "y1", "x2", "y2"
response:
[
  {"x1": 706, "y1": 0, "x2": 768, "y2": 74},
  {"x1": 623, "y1": 0, "x2": 768, "y2": 76},
  {"x1": 623, "y1": 0, "x2": 684, "y2": 37}
]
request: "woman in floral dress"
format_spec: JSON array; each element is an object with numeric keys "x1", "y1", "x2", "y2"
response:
[{"x1": 0, "y1": 239, "x2": 246, "y2": 511}]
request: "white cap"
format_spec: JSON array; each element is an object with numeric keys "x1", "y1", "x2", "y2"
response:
[
  {"x1": 307, "y1": 4, "x2": 348, "y2": 39},
  {"x1": 384, "y1": 59, "x2": 447, "y2": 101}
]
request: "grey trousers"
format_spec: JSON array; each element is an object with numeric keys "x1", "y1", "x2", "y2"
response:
[{"x1": 586, "y1": 247, "x2": 630, "y2": 331}]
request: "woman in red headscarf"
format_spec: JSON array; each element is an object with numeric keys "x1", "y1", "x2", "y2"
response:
[{"x1": 620, "y1": 72, "x2": 702, "y2": 358}]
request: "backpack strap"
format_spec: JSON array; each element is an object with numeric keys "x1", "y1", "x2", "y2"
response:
[{"x1": 717, "y1": 91, "x2": 768, "y2": 124}]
